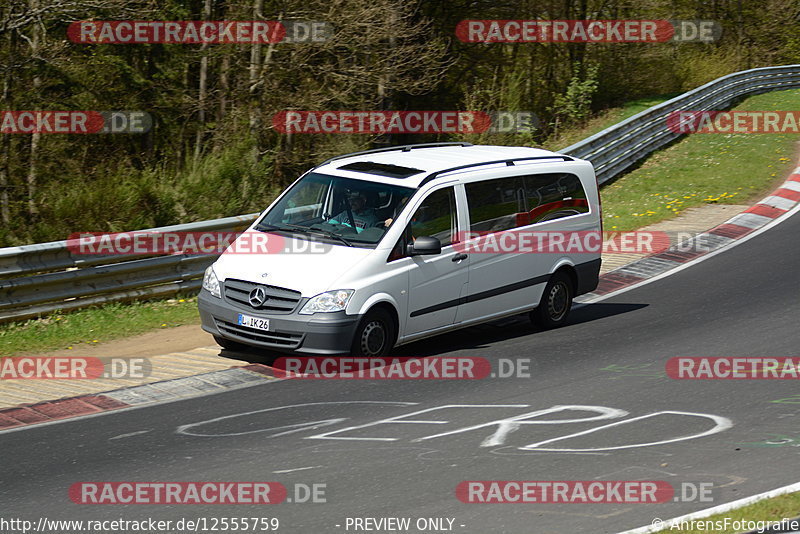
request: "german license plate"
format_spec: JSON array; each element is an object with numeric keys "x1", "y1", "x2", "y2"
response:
[{"x1": 237, "y1": 314, "x2": 269, "y2": 331}]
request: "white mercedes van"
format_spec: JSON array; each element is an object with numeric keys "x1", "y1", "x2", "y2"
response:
[{"x1": 199, "y1": 143, "x2": 601, "y2": 357}]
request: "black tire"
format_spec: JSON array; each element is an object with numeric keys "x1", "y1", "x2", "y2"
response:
[
  {"x1": 214, "y1": 335, "x2": 249, "y2": 352},
  {"x1": 351, "y1": 308, "x2": 396, "y2": 357},
  {"x1": 531, "y1": 271, "x2": 574, "y2": 329}
]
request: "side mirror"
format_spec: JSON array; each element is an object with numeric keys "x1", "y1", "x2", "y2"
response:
[{"x1": 406, "y1": 236, "x2": 442, "y2": 256}]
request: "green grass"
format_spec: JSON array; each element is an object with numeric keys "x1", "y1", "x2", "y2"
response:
[
  {"x1": 655, "y1": 491, "x2": 800, "y2": 533},
  {"x1": 601, "y1": 88, "x2": 800, "y2": 232},
  {"x1": 0, "y1": 296, "x2": 200, "y2": 357},
  {"x1": 543, "y1": 94, "x2": 677, "y2": 151}
]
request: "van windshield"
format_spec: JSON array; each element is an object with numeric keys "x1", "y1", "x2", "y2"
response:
[{"x1": 256, "y1": 172, "x2": 415, "y2": 247}]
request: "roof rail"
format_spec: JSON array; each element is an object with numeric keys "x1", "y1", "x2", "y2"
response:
[
  {"x1": 418, "y1": 155, "x2": 574, "y2": 187},
  {"x1": 315, "y1": 142, "x2": 473, "y2": 168}
]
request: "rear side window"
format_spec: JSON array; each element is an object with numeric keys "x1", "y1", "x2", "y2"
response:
[
  {"x1": 523, "y1": 173, "x2": 589, "y2": 223},
  {"x1": 465, "y1": 173, "x2": 589, "y2": 233}
]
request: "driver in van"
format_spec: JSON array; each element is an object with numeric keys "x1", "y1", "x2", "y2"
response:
[{"x1": 330, "y1": 192, "x2": 380, "y2": 232}]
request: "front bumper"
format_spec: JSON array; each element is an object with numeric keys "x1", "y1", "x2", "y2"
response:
[{"x1": 199, "y1": 290, "x2": 361, "y2": 355}]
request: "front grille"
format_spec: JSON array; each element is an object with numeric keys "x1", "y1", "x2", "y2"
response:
[
  {"x1": 223, "y1": 279, "x2": 302, "y2": 313},
  {"x1": 215, "y1": 319, "x2": 304, "y2": 348}
]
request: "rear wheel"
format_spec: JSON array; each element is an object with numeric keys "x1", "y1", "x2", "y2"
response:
[
  {"x1": 214, "y1": 335, "x2": 249, "y2": 352},
  {"x1": 531, "y1": 271, "x2": 574, "y2": 329},
  {"x1": 351, "y1": 308, "x2": 395, "y2": 357}
]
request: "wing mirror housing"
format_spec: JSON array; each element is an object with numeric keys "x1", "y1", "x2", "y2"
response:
[{"x1": 406, "y1": 236, "x2": 442, "y2": 256}]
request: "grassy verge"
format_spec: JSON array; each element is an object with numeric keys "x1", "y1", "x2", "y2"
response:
[
  {"x1": 656, "y1": 491, "x2": 800, "y2": 533},
  {"x1": 0, "y1": 296, "x2": 200, "y2": 356},
  {"x1": 601, "y1": 89, "x2": 800, "y2": 231},
  {"x1": 542, "y1": 94, "x2": 676, "y2": 151}
]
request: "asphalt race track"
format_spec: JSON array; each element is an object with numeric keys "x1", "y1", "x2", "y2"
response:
[{"x1": 2, "y1": 208, "x2": 799, "y2": 534}]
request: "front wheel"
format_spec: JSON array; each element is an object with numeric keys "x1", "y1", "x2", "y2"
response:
[
  {"x1": 351, "y1": 308, "x2": 395, "y2": 357},
  {"x1": 531, "y1": 271, "x2": 574, "y2": 329}
]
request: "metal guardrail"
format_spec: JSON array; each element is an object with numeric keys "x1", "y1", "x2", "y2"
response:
[
  {"x1": 1, "y1": 64, "x2": 799, "y2": 324},
  {"x1": 560, "y1": 64, "x2": 800, "y2": 183},
  {"x1": 0, "y1": 214, "x2": 258, "y2": 322}
]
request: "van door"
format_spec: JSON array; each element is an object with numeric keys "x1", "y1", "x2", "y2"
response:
[
  {"x1": 457, "y1": 172, "x2": 591, "y2": 323},
  {"x1": 400, "y1": 186, "x2": 469, "y2": 336}
]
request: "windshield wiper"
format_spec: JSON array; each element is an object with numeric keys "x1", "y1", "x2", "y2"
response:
[
  {"x1": 304, "y1": 227, "x2": 353, "y2": 247},
  {"x1": 258, "y1": 222, "x2": 353, "y2": 247},
  {"x1": 256, "y1": 222, "x2": 311, "y2": 233},
  {"x1": 256, "y1": 222, "x2": 292, "y2": 232}
]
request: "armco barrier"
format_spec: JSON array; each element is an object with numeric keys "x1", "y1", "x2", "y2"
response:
[
  {"x1": 560, "y1": 65, "x2": 800, "y2": 183},
  {"x1": 0, "y1": 214, "x2": 258, "y2": 322},
  {"x1": 1, "y1": 65, "x2": 800, "y2": 323}
]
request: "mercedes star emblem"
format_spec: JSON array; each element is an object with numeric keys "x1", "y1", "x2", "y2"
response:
[{"x1": 248, "y1": 286, "x2": 268, "y2": 308}]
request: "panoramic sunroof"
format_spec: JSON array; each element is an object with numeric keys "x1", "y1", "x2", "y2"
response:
[{"x1": 338, "y1": 161, "x2": 424, "y2": 179}]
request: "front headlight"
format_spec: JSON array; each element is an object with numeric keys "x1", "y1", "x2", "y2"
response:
[
  {"x1": 299, "y1": 289, "x2": 354, "y2": 314},
  {"x1": 202, "y1": 266, "x2": 221, "y2": 298}
]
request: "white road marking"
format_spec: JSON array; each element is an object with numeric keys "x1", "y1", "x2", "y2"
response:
[
  {"x1": 412, "y1": 405, "x2": 627, "y2": 444},
  {"x1": 272, "y1": 466, "x2": 322, "y2": 474},
  {"x1": 519, "y1": 411, "x2": 733, "y2": 452},
  {"x1": 177, "y1": 402, "x2": 731, "y2": 452},
  {"x1": 109, "y1": 430, "x2": 151, "y2": 440},
  {"x1": 305, "y1": 404, "x2": 530, "y2": 442},
  {"x1": 176, "y1": 401, "x2": 418, "y2": 437}
]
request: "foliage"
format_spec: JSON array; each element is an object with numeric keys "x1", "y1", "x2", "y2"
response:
[{"x1": 1, "y1": 0, "x2": 800, "y2": 245}]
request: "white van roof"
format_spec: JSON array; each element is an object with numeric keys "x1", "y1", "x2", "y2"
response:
[{"x1": 312, "y1": 143, "x2": 578, "y2": 188}]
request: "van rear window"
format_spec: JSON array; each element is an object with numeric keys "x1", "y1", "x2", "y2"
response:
[{"x1": 465, "y1": 173, "x2": 589, "y2": 233}]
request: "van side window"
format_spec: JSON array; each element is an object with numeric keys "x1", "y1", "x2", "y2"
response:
[
  {"x1": 522, "y1": 173, "x2": 589, "y2": 223},
  {"x1": 409, "y1": 187, "x2": 457, "y2": 246},
  {"x1": 465, "y1": 173, "x2": 589, "y2": 232},
  {"x1": 464, "y1": 176, "x2": 525, "y2": 233}
]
